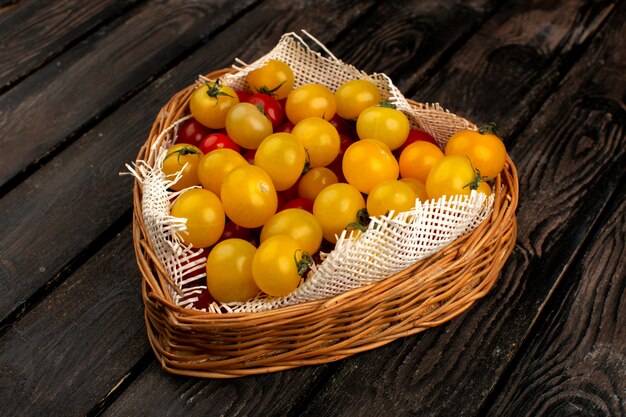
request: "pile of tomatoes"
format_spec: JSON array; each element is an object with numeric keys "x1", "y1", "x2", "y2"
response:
[{"x1": 162, "y1": 59, "x2": 507, "y2": 307}]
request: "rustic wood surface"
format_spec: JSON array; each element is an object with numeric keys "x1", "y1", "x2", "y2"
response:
[{"x1": 0, "y1": 1, "x2": 623, "y2": 416}]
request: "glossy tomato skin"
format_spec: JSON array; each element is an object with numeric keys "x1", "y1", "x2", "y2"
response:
[
  {"x1": 395, "y1": 129, "x2": 439, "y2": 156},
  {"x1": 235, "y1": 90, "x2": 251, "y2": 102},
  {"x1": 247, "y1": 93, "x2": 285, "y2": 128},
  {"x1": 176, "y1": 118, "x2": 210, "y2": 146},
  {"x1": 425, "y1": 155, "x2": 476, "y2": 200},
  {"x1": 260, "y1": 209, "x2": 323, "y2": 254},
  {"x1": 171, "y1": 188, "x2": 225, "y2": 248},
  {"x1": 281, "y1": 197, "x2": 314, "y2": 213},
  {"x1": 247, "y1": 60, "x2": 295, "y2": 100},
  {"x1": 189, "y1": 81, "x2": 239, "y2": 129},
  {"x1": 225, "y1": 102, "x2": 273, "y2": 149},
  {"x1": 199, "y1": 132, "x2": 240, "y2": 154},
  {"x1": 313, "y1": 183, "x2": 366, "y2": 243},
  {"x1": 197, "y1": 148, "x2": 247, "y2": 195},
  {"x1": 254, "y1": 133, "x2": 306, "y2": 191},
  {"x1": 276, "y1": 121, "x2": 294, "y2": 133},
  {"x1": 366, "y1": 180, "x2": 416, "y2": 218},
  {"x1": 162, "y1": 144, "x2": 203, "y2": 191},
  {"x1": 286, "y1": 84, "x2": 337, "y2": 124},
  {"x1": 221, "y1": 165, "x2": 277, "y2": 228},
  {"x1": 329, "y1": 114, "x2": 357, "y2": 137},
  {"x1": 356, "y1": 106, "x2": 410, "y2": 150},
  {"x1": 445, "y1": 128, "x2": 506, "y2": 178},
  {"x1": 335, "y1": 79, "x2": 381, "y2": 120},
  {"x1": 298, "y1": 167, "x2": 338, "y2": 201},
  {"x1": 291, "y1": 117, "x2": 340, "y2": 167},
  {"x1": 218, "y1": 221, "x2": 257, "y2": 245},
  {"x1": 206, "y1": 239, "x2": 259, "y2": 303},
  {"x1": 342, "y1": 139, "x2": 399, "y2": 194},
  {"x1": 252, "y1": 235, "x2": 303, "y2": 297},
  {"x1": 400, "y1": 178, "x2": 429, "y2": 202},
  {"x1": 399, "y1": 141, "x2": 444, "y2": 184}
]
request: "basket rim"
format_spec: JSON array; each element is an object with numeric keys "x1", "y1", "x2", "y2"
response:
[{"x1": 132, "y1": 68, "x2": 519, "y2": 322}]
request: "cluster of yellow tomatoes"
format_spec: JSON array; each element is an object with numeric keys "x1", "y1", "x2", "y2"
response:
[{"x1": 161, "y1": 60, "x2": 507, "y2": 307}]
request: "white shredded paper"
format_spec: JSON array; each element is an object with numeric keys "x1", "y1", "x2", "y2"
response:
[{"x1": 128, "y1": 32, "x2": 493, "y2": 314}]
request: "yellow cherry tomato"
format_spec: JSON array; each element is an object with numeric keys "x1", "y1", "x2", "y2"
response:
[
  {"x1": 426, "y1": 155, "x2": 484, "y2": 200},
  {"x1": 254, "y1": 133, "x2": 306, "y2": 191},
  {"x1": 260, "y1": 209, "x2": 323, "y2": 254},
  {"x1": 197, "y1": 148, "x2": 247, "y2": 195},
  {"x1": 161, "y1": 144, "x2": 203, "y2": 191},
  {"x1": 171, "y1": 188, "x2": 225, "y2": 248},
  {"x1": 366, "y1": 180, "x2": 416, "y2": 217},
  {"x1": 313, "y1": 183, "x2": 365, "y2": 243},
  {"x1": 399, "y1": 178, "x2": 429, "y2": 202},
  {"x1": 342, "y1": 139, "x2": 399, "y2": 194},
  {"x1": 445, "y1": 124, "x2": 507, "y2": 178},
  {"x1": 356, "y1": 105, "x2": 410, "y2": 150},
  {"x1": 399, "y1": 141, "x2": 444, "y2": 183},
  {"x1": 247, "y1": 60, "x2": 295, "y2": 100},
  {"x1": 286, "y1": 84, "x2": 337, "y2": 124},
  {"x1": 298, "y1": 167, "x2": 338, "y2": 201},
  {"x1": 221, "y1": 165, "x2": 277, "y2": 228},
  {"x1": 189, "y1": 80, "x2": 239, "y2": 129},
  {"x1": 252, "y1": 235, "x2": 305, "y2": 297},
  {"x1": 335, "y1": 79, "x2": 381, "y2": 120},
  {"x1": 225, "y1": 102, "x2": 273, "y2": 149},
  {"x1": 291, "y1": 117, "x2": 340, "y2": 167},
  {"x1": 206, "y1": 239, "x2": 259, "y2": 303}
]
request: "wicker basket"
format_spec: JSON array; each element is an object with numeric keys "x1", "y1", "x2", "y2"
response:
[{"x1": 132, "y1": 69, "x2": 519, "y2": 378}]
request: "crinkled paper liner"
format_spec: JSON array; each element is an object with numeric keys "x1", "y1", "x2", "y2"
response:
[{"x1": 127, "y1": 31, "x2": 493, "y2": 314}]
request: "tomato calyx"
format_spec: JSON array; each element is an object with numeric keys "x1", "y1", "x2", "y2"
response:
[
  {"x1": 295, "y1": 250, "x2": 314, "y2": 276},
  {"x1": 258, "y1": 80, "x2": 286, "y2": 96},
  {"x1": 478, "y1": 122, "x2": 502, "y2": 138},
  {"x1": 378, "y1": 100, "x2": 396, "y2": 109},
  {"x1": 346, "y1": 208, "x2": 370, "y2": 233},
  {"x1": 463, "y1": 156, "x2": 494, "y2": 190},
  {"x1": 302, "y1": 149, "x2": 311, "y2": 174},
  {"x1": 205, "y1": 79, "x2": 234, "y2": 105},
  {"x1": 164, "y1": 145, "x2": 202, "y2": 165}
]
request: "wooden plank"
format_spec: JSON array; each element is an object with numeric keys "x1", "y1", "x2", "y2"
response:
[
  {"x1": 0, "y1": 0, "x2": 378, "y2": 412},
  {"x1": 483, "y1": 184, "x2": 625, "y2": 416},
  {"x1": 0, "y1": 227, "x2": 150, "y2": 417},
  {"x1": 292, "y1": 1, "x2": 625, "y2": 416},
  {"x1": 0, "y1": 0, "x2": 141, "y2": 90},
  {"x1": 0, "y1": 0, "x2": 260, "y2": 191},
  {"x1": 0, "y1": 0, "x2": 503, "y2": 415}
]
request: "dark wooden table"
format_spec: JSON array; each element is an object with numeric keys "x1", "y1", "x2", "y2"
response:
[{"x1": 1, "y1": 0, "x2": 624, "y2": 416}]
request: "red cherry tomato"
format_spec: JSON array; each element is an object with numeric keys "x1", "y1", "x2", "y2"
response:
[
  {"x1": 247, "y1": 93, "x2": 285, "y2": 128},
  {"x1": 325, "y1": 134, "x2": 352, "y2": 182},
  {"x1": 276, "y1": 122, "x2": 294, "y2": 133},
  {"x1": 408, "y1": 129, "x2": 438, "y2": 147},
  {"x1": 280, "y1": 181, "x2": 301, "y2": 203},
  {"x1": 176, "y1": 118, "x2": 210, "y2": 146},
  {"x1": 199, "y1": 132, "x2": 240, "y2": 154},
  {"x1": 329, "y1": 114, "x2": 356, "y2": 137},
  {"x1": 235, "y1": 90, "x2": 251, "y2": 103},
  {"x1": 218, "y1": 221, "x2": 257, "y2": 245},
  {"x1": 191, "y1": 288, "x2": 214, "y2": 310},
  {"x1": 281, "y1": 197, "x2": 314, "y2": 213},
  {"x1": 242, "y1": 148, "x2": 256, "y2": 164}
]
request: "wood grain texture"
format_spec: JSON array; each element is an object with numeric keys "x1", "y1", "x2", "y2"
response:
[
  {"x1": 324, "y1": 0, "x2": 498, "y2": 92},
  {"x1": 0, "y1": 0, "x2": 259, "y2": 189},
  {"x1": 415, "y1": 0, "x2": 616, "y2": 130},
  {"x1": 293, "y1": 1, "x2": 625, "y2": 416},
  {"x1": 484, "y1": 185, "x2": 625, "y2": 416},
  {"x1": 0, "y1": 227, "x2": 148, "y2": 417},
  {"x1": 0, "y1": 0, "x2": 140, "y2": 89},
  {"x1": 0, "y1": 0, "x2": 378, "y2": 323},
  {"x1": 0, "y1": 0, "x2": 377, "y2": 414}
]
